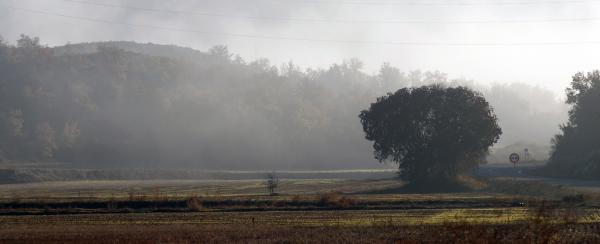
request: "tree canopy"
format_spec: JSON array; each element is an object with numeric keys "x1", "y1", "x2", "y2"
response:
[
  {"x1": 547, "y1": 71, "x2": 600, "y2": 178},
  {"x1": 359, "y1": 85, "x2": 502, "y2": 185}
]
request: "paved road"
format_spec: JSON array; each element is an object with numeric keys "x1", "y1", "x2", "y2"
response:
[{"x1": 477, "y1": 163, "x2": 600, "y2": 192}]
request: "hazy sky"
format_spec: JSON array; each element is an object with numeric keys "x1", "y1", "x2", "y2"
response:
[{"x1": 2, "y1": 0, "x2": 600, "y2": 94}]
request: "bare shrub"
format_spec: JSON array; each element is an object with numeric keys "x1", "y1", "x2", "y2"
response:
[
  {"x1": 523, "y1": 200, "x2": 582, "y2": 243},
  {"x1": 562, "y1": 194, "x2": 585, "y2": 204},
  {"x1": 107, "y1": 199, "x2": 118, "y2": 210},
  {"x1": 319, "y1": 191, "x2": 342, "y2": 205},
  {"x1": 152, "y1": 187, "x2": 161, "y2": 201},
  {"x1": 265, "y1": 172, "x2": 279, "y2": 196},
  {"x1": 336, "y1": 196, "x2": 356, "y2": 209},
  {"x1": 186, "y1": 195, "x2": 202, "y2": 212},
  {"x1": 128, "y1": 189, "x2": 135, "y2": 201},
  {"x1": 432, "y1": 221, "x2": 498, "y2": 243},
  {"x1": 270, "y1": 200, "x2": 286, "y2": 208},
  {"x1": 319, "y1": 191, "x2": 355, "y2": 209},
  {"x1": 291, "y1": 195, "x2": 302, "y2": 205}
]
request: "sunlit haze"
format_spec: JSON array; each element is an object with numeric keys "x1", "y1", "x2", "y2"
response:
[{"x1": 3, "y1": 0, "x2": 600, "y2": 94}]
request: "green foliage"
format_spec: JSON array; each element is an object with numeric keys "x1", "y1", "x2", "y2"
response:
[
  {"x1": 548, "y1": 71, "x2": 600, "y2": 178},
  {"x1": 359, "y1": 85, "x2": 502, "y2": 185}
]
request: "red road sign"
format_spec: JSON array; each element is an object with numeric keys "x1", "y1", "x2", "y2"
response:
[{"x1": 509, "y1": 153, "x2": 520, "y2": 164}]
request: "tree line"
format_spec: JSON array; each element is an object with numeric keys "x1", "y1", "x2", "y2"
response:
[
  {"x1": 0, "y1": 35, "x2": 566, "y2": 169},
  {"x1": 546, "y1": 71, "x2": 600, "y2": 179}
]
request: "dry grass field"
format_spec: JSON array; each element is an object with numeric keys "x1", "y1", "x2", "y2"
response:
[
  {"x1": 0, "y1": 178, "x2": 402, "y2": 202},
  {"x1": 2, "y1": 208, "x2": 600, "y2": 243},
  {"x1": 1, "y1": 178, "x2": 600, "y2": 243}
]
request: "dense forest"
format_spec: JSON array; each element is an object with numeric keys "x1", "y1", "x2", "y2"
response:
[{"x1": 0, "y1": 35, "x2": 567, "y2": 169}]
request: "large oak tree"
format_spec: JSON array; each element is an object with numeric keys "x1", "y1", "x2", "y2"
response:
[{"x1": 359, "y1": 85, "x2": 502, "y2": 186}]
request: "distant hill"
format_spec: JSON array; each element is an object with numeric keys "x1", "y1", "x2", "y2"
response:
[
  {"x1": 1, "y1": 37, "x2": 382, "y2": 170},
  {"x1": 52, "y1": 41, "x2": 210, "y2": 62}
]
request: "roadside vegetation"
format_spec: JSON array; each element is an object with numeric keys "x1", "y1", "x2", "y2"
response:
[{"x1": 544, "y1": 71, "x2": 600, "y2": 179}]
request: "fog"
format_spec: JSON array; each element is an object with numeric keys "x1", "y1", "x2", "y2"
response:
[
  {"x1": 1, "y1": 0, "x2": 593, "y2": 169},
  {"x1": 3, "y1": 0, "x2": 600, "y2": 93}
]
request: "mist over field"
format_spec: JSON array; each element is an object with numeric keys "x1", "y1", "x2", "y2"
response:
[
  {"x1": 5, "y1": 2, "x2": 600, "y2": 242},
  {"x1": 0, "y1": 38, "x2": 567, "y2": 170},
  {"x1": 3, "y1": 0, "x2": 599, "y2": 170},
  {"x1": 3, "y1": 0, "x2": 600, "y2": 93}
]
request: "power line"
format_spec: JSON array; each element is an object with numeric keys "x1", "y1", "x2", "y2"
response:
[
  {"x1": 61, "y1": 0, "x2": 600, "y2": 24},
  {"x1": 272, "y1": 0, "x2": 600, "y2": 6},
  {"x1": 5, "y1": 5, "x2": 600, "y2": 46}
]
